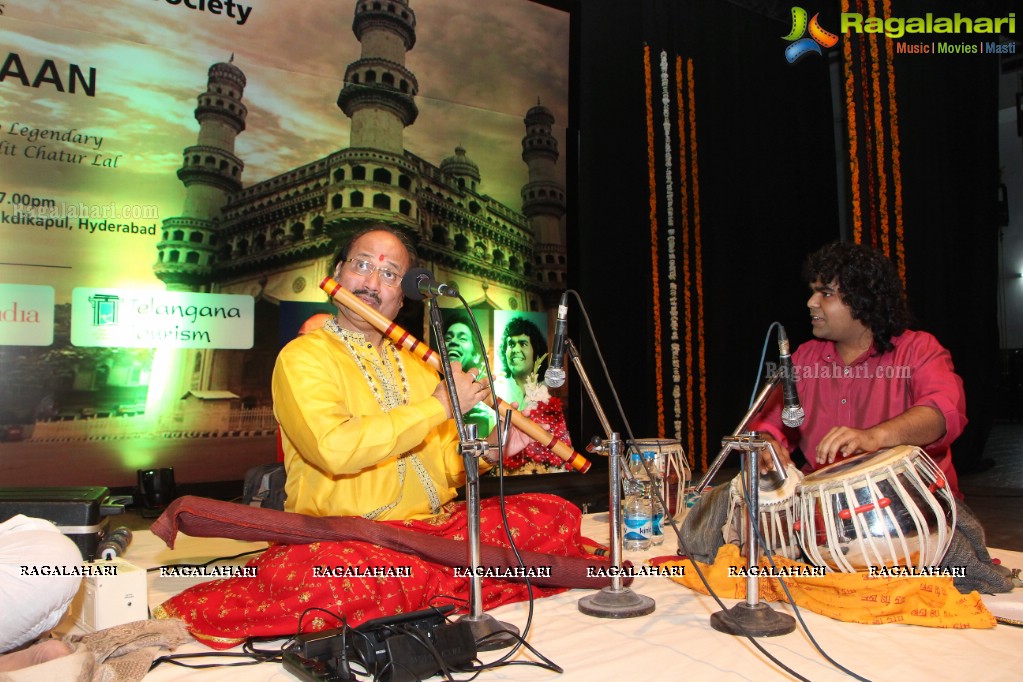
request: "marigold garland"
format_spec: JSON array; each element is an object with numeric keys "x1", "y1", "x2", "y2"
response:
[
  {"x1": 860, "y1": 17, "x2": 877, "y2": 247},
  {"x1": 883, "y1": 0, "x2": 907, "y2": 284},
  {"x1": 643, "y1": 44, "x2": 666, "y2": 436},
  {"x1": 633, "y1": 48, "x2": 713, "y2": 473},
  {"x1": 659, "y1": 50, "x2": 682, "y2": 450},
  {"x1": 868, "y1": 0, "x2": 890, "y2": 258},
  {"x1": 842, "y1": 0, "x2": 906, "y2": 284},
  {"x1": 686, "y1": 57, "x2": 708, "y2": 471},
  {"x1": 675, "y1": 55, "x2": 695, "y2": 466},
  {"x1": 842, "y1": 0, "x2": 862, "y2": 242}
]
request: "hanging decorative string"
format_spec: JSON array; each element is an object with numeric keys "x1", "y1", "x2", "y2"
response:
[
  {"x1": 684, "y1": 56, "x2": 708, "y2": 471},
  {"x1": 883, "y1": 0, "x2": 907, "y2": 282},
  {"x1": 674, "y1": 54, "x2": 695, "y2": 466},
  {"x1": 645, "y1": 40, "x2": 707, "y2": 473},
  {"x1": 643, "y1": 44, "x2": 667, "y2": 438},
  {"x1": 842, "y1": 0, "x2": 907, "y2": 284}
]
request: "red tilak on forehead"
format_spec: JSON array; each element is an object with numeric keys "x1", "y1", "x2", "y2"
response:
[{"x1": 378, "y1": 254, "x2": 386, "y2": 262}]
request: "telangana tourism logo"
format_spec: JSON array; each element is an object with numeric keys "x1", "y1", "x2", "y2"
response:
[{"x1": 783, "y1": 7, "x2": 839, "y2": 64}]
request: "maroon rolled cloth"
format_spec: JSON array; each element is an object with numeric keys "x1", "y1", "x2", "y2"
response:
[{"x1": 151, "y1": 494, "x2": 632, "y2": 589}]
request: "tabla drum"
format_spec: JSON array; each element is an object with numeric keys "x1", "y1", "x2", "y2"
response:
[
  {"x1": 626, "y1": 438, "x2": 690, "y2": 518},
  {"x1": 724, "y1": 464, "x2": 804, "y2": 560},
  {"x1": 794, "y1": 445, "x2": 956, "y2": 572}
]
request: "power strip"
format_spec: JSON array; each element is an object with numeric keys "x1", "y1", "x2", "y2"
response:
[
  {"x1": 66, "y1": 557, "x2": 149, "y2": 631},
  {"x1": 283, "y1": 605, "x2": 476, "y2": 682}
]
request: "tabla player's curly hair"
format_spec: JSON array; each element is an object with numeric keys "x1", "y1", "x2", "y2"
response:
[{"x1": 802, "y1": 242, "x2": 911, "y2": 353}]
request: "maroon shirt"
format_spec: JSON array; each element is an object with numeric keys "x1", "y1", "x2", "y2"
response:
[{"x1": 749, "y1": 330, "x2": 967, "y2": 498}]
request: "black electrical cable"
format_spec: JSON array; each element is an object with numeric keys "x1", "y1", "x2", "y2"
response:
[
  {"x1": 566, "y1": 291, "x2": 819, "y2": 682},
  {"x1": 737, "y1": 456, "x2": 872, "y2": 682},
  {"x1": 145, "y1": 548, "x2": 264, "y2": 573},
  {"x1": 430, "y1": 297, "x2": 563, "y2": 677}
]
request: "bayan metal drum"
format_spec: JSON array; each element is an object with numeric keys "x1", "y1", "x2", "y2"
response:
[
  {"x1": 794, "y1": 445, "x2": 956, "y2": 572},
  {"x1": 724, "y1": 464, "x2": 804, "y2": 560}
]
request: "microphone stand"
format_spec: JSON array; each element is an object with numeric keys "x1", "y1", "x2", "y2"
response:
[
  {"x1": 708, "y1": 435, "x2": 795, "y2": 637},
  {"x1": 692, "y1": 374, "x2": 781, "y2": 495},
  {"x1": 567, "y1": 339, "x2": 655, "y2": 618},
  {"x1": 427, "y1": 301, "x2": 519, "y2": 650},
  {"x1": 684, "y1": 372, "x2": 794, "y2": 636}
]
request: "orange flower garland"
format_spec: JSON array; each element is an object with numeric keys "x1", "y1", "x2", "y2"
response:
[
  {"x1": 883, "y1": 0, "x2": 907, "y2": 284},
  {"x1": 643, "y1": 45, "x2": 708, "y2": 472},
  {"x1": 686, "y1": 57, "x2": 708, "y2": 471},
  {"x1": 842, "y1": 0, "x2": 862, "y2": 242},
  {"x1": 868, "y1": 0, "x2": 890, "y2": 257},
  {"x1": 643, "y1": 44, "x2": 666, "y2": 436},
  {"x1": 675, "y1": 55, "x2": 695, "y2": 464},
  {"x1": 843, "y1": 0, "x2": 905, "y2": 279}
]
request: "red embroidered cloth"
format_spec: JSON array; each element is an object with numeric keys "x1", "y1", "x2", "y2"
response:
[
  {"x1": 508, "y1": 396, "x2": 574, "y2": 472},
  {"x1": 152, "y1": 493, "x2": 619, "y2": 649}
]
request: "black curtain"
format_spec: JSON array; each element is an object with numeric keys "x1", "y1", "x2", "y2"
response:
[
  {"x1": 571, "y1": 0, "x2": 1000, "y2": 474},
  {"x1": 893, "y1": 0, "x2": 1001, "y2": 472}
]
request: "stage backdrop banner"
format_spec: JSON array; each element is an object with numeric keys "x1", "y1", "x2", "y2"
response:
[{"x1": 0, "y1": 0, "x2": 570, "y2": 486}]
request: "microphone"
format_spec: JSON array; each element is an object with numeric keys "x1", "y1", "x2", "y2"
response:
[
  {"x1": 544, "y1": 292, "x2": 569, "y2": 388},
  {"x1": 777, "y1": 325, "x2": 805, "y2": 427},
  {"x1": 400, "y1": 267, "x2": 459, "y2": 301}
]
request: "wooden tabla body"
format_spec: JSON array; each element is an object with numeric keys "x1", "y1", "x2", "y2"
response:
[
  {"x1": 626, "y1": 438, "x2": 690, "y2": 518},
  {"x1": 725, "y1": 464, "x2": 804, "y2": 560},
  {"x1": 794, "y1": 445, "x2": 956, "y2": 572}
]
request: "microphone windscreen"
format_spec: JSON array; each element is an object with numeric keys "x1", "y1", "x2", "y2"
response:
[
  {"x1": 545, "y1": 368, "x2": 566, "y2": 388},
  {"x1": 400, "y1": 267, "x2": 433, "y2": 301}
]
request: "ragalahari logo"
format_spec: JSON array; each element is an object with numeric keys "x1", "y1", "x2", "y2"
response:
[{"x1": 783, "y1": 7, "x2": 839, "y2": 63}]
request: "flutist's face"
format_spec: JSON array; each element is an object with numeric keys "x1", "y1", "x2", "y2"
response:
[{"x1": 334, "y1": 230, "x2": 409, "y2": 333}]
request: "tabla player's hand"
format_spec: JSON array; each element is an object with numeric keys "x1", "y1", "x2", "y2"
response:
[
  {"x1": 815, "y1": 426, "x2": 881, "y2": 465},
  {"x1": 758, "y1": 433, "x2": 793, "y2": 474}
]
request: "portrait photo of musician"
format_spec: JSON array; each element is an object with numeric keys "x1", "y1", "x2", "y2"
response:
[
  {"x1": 492, "y1": 311, "x2": 549, "y2": 411},
  {"x1": 491, "y1": 310, "x2": 574, "y2": 475},
  {"x1": 440, "y1": 308, "x2": 495, "y2": 438}
]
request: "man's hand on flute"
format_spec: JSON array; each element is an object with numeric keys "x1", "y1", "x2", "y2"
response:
[{"x1": 432, "y1": 361, "x2": 492, "y2": 420}]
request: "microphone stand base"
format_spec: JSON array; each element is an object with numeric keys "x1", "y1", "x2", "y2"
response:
[
  {"x1": 710, "y1": 602, "x2": 795, "y2": 637},
  {"x1": 577, "y1": 586, "x2": 656, "y2": 619},
  {"x1": 458, "y1": 613, "x2": 520, "y2": 651}
]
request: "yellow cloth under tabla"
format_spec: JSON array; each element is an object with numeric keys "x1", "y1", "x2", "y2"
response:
[{"x1": 661, "y1": 544, "x2": 996, "y2": 629}]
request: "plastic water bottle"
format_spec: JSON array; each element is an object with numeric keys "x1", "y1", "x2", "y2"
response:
[
  {"x1": 628, "y1": 451, "x2": 648, "y2": 484},
  {"x1": 623, "y1": 490, "x2": 652, "y2": 551},
  {"x1": 648, "y1": 486, "x2": 665, "y2": 546},
  {"x1": 642, "y1": 451, "x2": 665, "y2": 546}
]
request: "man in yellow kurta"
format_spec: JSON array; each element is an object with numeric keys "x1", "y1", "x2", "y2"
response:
[
  {"x1": 162, "y1": 225, "x2": 608, "y2": 649},
  {"x1": 273, "y1": 225, "x2": 507, "y2": 520}
]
